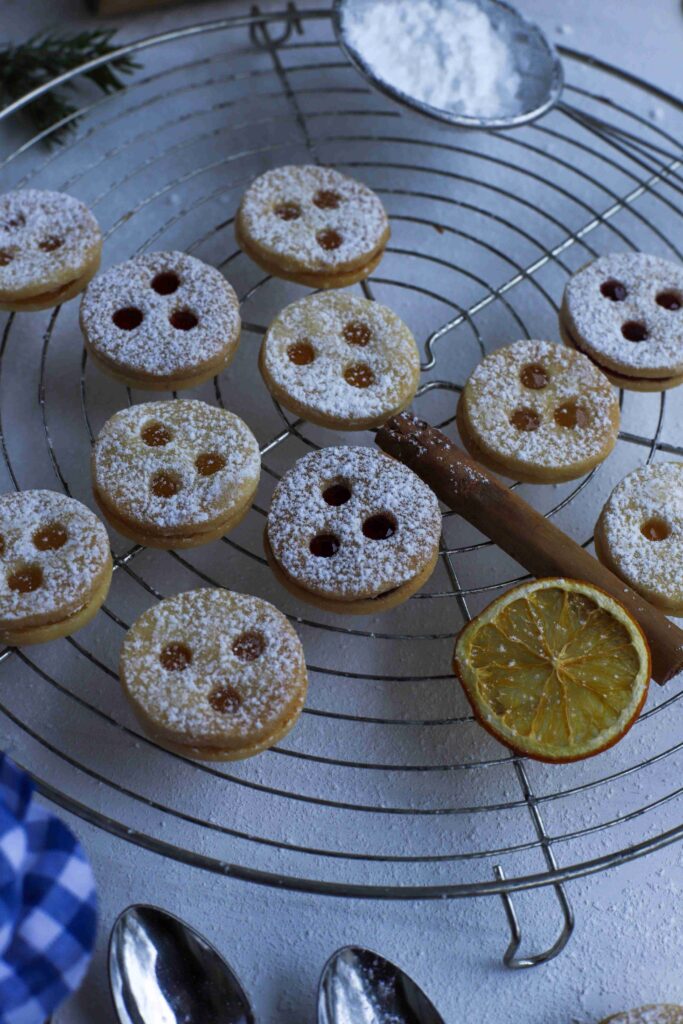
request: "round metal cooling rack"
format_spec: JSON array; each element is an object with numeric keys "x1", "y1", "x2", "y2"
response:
[{"x1": 2, "y1": 3, "x2": 683, "y2": 967}]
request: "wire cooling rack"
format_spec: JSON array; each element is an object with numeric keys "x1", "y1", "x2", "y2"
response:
[{"x1": 3, "y1": 3, "x2": 683, "y2": 967}]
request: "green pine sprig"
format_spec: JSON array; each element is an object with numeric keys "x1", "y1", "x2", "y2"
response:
[{"x1": 0, "y1": 29, "x2": 140, "y2": 144}]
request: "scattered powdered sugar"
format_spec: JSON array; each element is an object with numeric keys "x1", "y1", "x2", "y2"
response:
[
  {"x1": 0, "y1": 489, "x2": 109, "y2": 624},
  {"x1": 92, "y1": 400, "x2": 260, "y2": 532},
  {"x1": 563, "y1": 253, "x2": 683, "y2": 375},
  {"x1": 262, "y1": 292, "x2": 419, "y2": 425},
  {"x1": 0, "y1": 189, "x2": 101, "y2": 295},
  {"x1": 237, "y1": 165, "x2": 388, "y2": 269},
  {"x1": 600, "y1": 463, "x2": 683, "y2": 605},
  {"x1": 80, "y1": 251, "x2": 240, "y2": 378},
  {"x1": 267, "y1": 446, "x2": 441, "y2": 600},
  {"x1": 342, "y1": 0, "x2": 521, "y2": 118},
  {"x1": 120, "y1": 588, "x2": 307, "y2": 741},
  {"x1": 463, "y1": 338, "x2": 619, "y2": 469}
]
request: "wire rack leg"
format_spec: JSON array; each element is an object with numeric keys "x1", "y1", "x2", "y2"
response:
[{"x1": 494, "y1": 865, "x2": 574, "y2": 969}]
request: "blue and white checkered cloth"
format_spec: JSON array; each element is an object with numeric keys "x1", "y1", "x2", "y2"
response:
[{"x1": 0, "y1": 754, "x2": 97, "y2": 1024}]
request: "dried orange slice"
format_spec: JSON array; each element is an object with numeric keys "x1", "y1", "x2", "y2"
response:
[{"x1": 453, "y1": 578, "x2": 651, "y2": 763}]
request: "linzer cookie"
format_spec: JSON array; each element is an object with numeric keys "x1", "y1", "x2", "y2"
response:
[
  {"x1": 600, "y1": 1008, "x2": 683, "y2": 1024},
  {"x1": 0, "y1": 490, "x2": 111, "y2": 645},
  {"x1": 120, "y1": 588, "x2": 308, "y2": 761},
  {"x1": 0, "y1": 189, "x2": 101, "y2": 312},
  {"x1": 456, "y1": 339, "x2": 620, "y2": 483},
  {"x1": 265, "y1": 446, "x2": 441, "y2": 614},
  {"x1": 260, "y1": 292, "x2": 420, "y2": 430},
  {"x1": 92, "y1": 399, "x2": 260, "y2": 548},
  {"x1": 235, "y1": 165, "x2": 390, "y2": 288},
  {"x1": 560, "y1": 253, "x2": 683, "y2": 391},
  {"x1": 80, "y1": 251, "x2": 240, "y2": 390},
  {"x1": 595, "y1": 462, "x2": 683, "y2": 613}
]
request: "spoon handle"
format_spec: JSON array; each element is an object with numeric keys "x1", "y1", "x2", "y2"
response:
[{"x1": 376, "y1": 412, "x2": 683, "y2": 685}]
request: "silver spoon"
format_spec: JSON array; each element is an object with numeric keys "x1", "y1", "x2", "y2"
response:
[
  {"x1": 333, "y1": 0, "x2": 563, "y2": 129},
  {"x1": 109, "y1": 904, "x2": 255, "y2": 1024},
  {"x1": 318, "y1": 945, "x2": 445, "y2": 1024}
]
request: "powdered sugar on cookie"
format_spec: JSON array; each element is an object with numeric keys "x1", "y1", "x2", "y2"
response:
[{"x1": 267, "y1": 446, "x2": 441, "y2": 600}]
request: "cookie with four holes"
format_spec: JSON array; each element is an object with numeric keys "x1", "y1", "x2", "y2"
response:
[
  {"x1": 0, "y1": 190, "x2": 102, "y2": 312},
  {"x1": 120, "y1": 588, "x2": 308, "y2": 761},
  {"x1": 0, "y1": 490, "x2": 112, "y2": 646},
  {"x1": 456, "y1": 339, "x2": 620, "y2": 483},
  {"x1": 92, "y1": 400, "x2": 260, "y2": 549},
  {"x1": 560, "y1": 253, "x2": 683, "y2": 391},
  {"x1": 595, "y1": 462, "x2": 683, "y2": 613},
  {"x1": 235, "y1": 165, "x2": 390, "y2": 288},
  {"x1": 80, "y1": 251, "x2": 241, "y2": 390},
  {"x1": 260, "y1": 292, "x2": 420, "y2": 430},
  {"x1": 265, "y1": 446, "x2": 441, "y2": 614}
]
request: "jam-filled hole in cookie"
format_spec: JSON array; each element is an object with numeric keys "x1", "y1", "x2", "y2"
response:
[
  {"x1": 141, "y1": 421, "x2": 173, "y2": 447},
  {"x1": 38, "y1": 236, "x2": 62, "y2": 252},
  {"x1": 2, "y1": 213, "x2": 25, "y2": 231},
  {"x1": 232, "y1": 630, "x2": 265, "y2": 662},
  {"x1": 310, "y1": 533, "x2": 340, "y2": 558},
  {"x1": 641, "y1": 517, "x2": 671, "y2": 542},
  {"x1": 170, "y1": 309, "x2": 198, "y2": 331},
  {"x1": 317, "y1": 228, "x2": 343, "y2": 251},
  {"x1": 0, "y1": 535, "x2": 4, "y2": 557},
  {"x1": 344, "y1": 363, "x2": 375, "y2": 389},
  {"x1": 113, "y1": 307, "x2": 143, "y2": 331},
  {"x1": 313, "y1": 189, "x2": 342, "y2": 210},
  {"x1": 322, "y1": 482, "x2": 352, "y2": 506},
  {"x1": 510, "y1": 407, "x2": 541, "y2": 432},
  {"x1": 343, "y1": 320, "x2": 372, "y2": 347},
  {"x1": 362, "y1": 512, "x2": 397, "y2": 540},
  {"x1": 287, "y1": 340, "x2": 315, "y2": 366},
  {"x1": 656, "y1": 290, "x2": 683, "y2": 311},
  {"x1": 151, "y1": 470, "x2": 183, "y2": 499},
  {"x1": 0, "y1": 250, "x2": 15, "y2": 267},
  {"x1": 7, "y1": 564, "x2": 43, "y2": 594},
  {"x1": 621, "y1": 320, "x2": 648, "y2": 342},
  {"x1": 208, "y1": 684, "x2": 242, "y2": 714},
  {"x1": 554, "y1": 400, "x2": 590, "y2": 429},
  {"x1": 159, "y1": 641, "x2": 192, "y2": 671},
  {"x1": 600, "y1": 279, "x2": 628, "y2": 301},
  {"x1": 195, "y1": 452, "x2": 226, "y2": 477},
  {"x1": 274, "y1": 202, "x2": 302, "y2": 222},
  {"x1": 33, "y1": 522, "x2": 68, "y2": 551},
  {"x1": 151, "y1": 271, "x2": 180, "y2": 295},
  {"x1": 520, "y1": 363, "x2": 549, "y2": 390}
]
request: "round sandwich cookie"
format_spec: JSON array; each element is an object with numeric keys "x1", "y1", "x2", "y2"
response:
[
  {"x1": 92, "y1": 399, "x2": 260, "y2": 549},
  {"x1": 599, "y1": 1008, "x2": 683, "y2": 1024},
  {"x1": 0, "y1": 490, "x2": 111, "y2": 646},
  {"x1": 120, "y1": 588, "x2": 308, "y2": 761},
  {"x1": 235, "y1": 164, "x2": 390, "y2": 289},
  {"x1": 595, "y1": 462, "x2": 683, "y2": 613},
  {"x1": 0, "y1": 189, "x2": 102, "y2": 312},
  {"x1": 260, "y1": 292, "x2": 420, "y2": 430},
  {"x1": 265, "y1": 446, "x2": 442, "y2": 614},
  {"x1": 80, "y1": 251, "x2": 241, "y2": 390},
  {"x1": 456, "y1": 338, "x2": 620, "y2": 483},
  {"x1": 560, "y1": 252, "x2": 683, "y2": 391}
]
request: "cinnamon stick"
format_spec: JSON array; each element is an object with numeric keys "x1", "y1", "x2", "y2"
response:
[{"x1": 376, "y1": 413, "x2": 683, "y2": 685}]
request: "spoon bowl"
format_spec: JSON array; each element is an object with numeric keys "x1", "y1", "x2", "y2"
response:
[
  {"x1": 109, "y1": 904, "x2": 254, "y2": 1024},
  {"x1": 334, "y1": 0, "x2": 564, "y2": 129},
  {"x1": 318, "y1": 945, "x2": 445, "y2": 1024}
]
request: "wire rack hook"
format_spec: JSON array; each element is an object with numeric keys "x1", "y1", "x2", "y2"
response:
[
  {"x1": 494, "y1": 866, "x2": 575, "y2": 969},
  {"x1": 249, "y1": 2, "x2": 303, "y2": 49}
]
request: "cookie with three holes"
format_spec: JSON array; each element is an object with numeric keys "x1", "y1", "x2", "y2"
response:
[
  {"x1": 595, "y1": 462, "x2": 683, "y2": 613},
  {"x1": 80, "y1": 251, "x2": 241, "y2": 390},
  {"x1": 0, "y1": 190, "x2": 102, "y2": 312},
  {"x1": 560, "y1": 252, "x2": 683, "y2": 391},
  {"x1": 0, "y1": 490, "x2": 112, "y2": 646},
  {"x1": 260, "y1": 292, "x2": 420, "y2": 430},
  {"x1": 265, "y1": 446, "x2": 441, "y2": 614},
  {"x1": 456, "y1": 339, "x2": 620, "y2": 483},
  {"x1": 120, "y1": 588, "x2": 308, "y2": 761},
  {"x1": 236, "y1": 165, "x2": 390, "y2": 288},
  {"x1": 92, "y1": 399, "x2": 260, "y2": 548}
]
